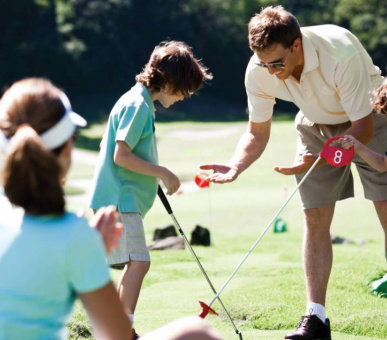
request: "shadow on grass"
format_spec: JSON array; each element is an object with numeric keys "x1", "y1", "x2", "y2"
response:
[
  {"x1": 71, "y1": 91, "x2": 297, "y2": 125},
  {"x1": 72, "y1": 92, "x2": 297, "y2": 153},
  {"x1": 75, "y1": 135, "x2": 102, "y2": 152},
  {"x1": 74, "y1": 111, "x2": 296, "y2": 153}
]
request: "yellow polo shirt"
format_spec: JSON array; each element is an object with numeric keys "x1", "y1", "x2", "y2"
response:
[{"x1": 245, "y1": 24, "x2": 383, "y2": 124}]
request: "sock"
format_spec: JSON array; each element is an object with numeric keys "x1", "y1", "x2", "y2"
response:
[
  {"x1": 306, "y1": 303, "x2": 326, "y2": 323},
  {"x1": 128, "y1": 313, "x2": 134, "y2": 326}
]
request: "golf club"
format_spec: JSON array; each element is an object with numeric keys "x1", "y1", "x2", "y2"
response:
[
  {"x1": 199, "y1": 136, "x2": 354, "y2": 317},
  {"x1": 157, "y1": 185, "x2": 243, "y2": 340}
]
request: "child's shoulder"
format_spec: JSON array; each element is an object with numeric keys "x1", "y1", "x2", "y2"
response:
[
  {"x1": 112, "y1": 84, "x2": 152, "y2": 116},
  {"x1": 119, "y1": 87, "x2": 145, "y2": 106}
]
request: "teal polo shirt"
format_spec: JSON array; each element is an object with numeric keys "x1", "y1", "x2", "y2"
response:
[
  {"x1": 89, "y1": 83, "x2": 158, "y2": 216},
  {"x1": 0, "y1": 205, "x2": 110, "y2": 339}
]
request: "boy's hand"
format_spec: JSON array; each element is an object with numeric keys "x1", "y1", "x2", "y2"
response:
[
  {"x1": 160, "y1": 168, "x2": 180, "y2": 195},
  {"x1": 338, "y1": 135, "x2": 360, "y2": 150},
  {"x1": 89, "y1": 206, "x2": 123, "y2": 254}
]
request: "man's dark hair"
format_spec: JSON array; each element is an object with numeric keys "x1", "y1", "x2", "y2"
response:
[{"x1": 248, "y1": 6, "x2": 301, "y2": 52}]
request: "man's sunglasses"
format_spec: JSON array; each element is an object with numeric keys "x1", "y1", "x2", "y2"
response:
[{"x1": 255, "y1": 46, "x2": 292, "y2": 69}]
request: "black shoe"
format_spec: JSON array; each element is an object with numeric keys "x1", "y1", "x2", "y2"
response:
[
  {"x1": 133, "y1": 329, "x2": 140, "y2": 339},
  {"x1": 285, "y1": 315, "x2": 331, "y2": 340}
]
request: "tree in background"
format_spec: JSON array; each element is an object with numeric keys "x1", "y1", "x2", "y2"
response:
[
  {"x1": 334, "y1": 0, "x2": 387, "y2": 72},
  {"x1": 0, "y1": 0, "x2": 386, "y2": 121},
  {"x1": 0, "y1": 0, "x2": 68, "y2": 87}
]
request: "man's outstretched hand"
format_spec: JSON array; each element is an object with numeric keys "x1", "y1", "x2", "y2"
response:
[
  {"x1": 199, "y1": 164, "x2": 239, "y2": 183},
  {"x1": 274, "y1": 153, "x2": 320, "y2": 175}
]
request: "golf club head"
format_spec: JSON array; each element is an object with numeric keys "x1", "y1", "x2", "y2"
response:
[{"x1": 198, "y1": 300, "x2": 218, "y2": 318}]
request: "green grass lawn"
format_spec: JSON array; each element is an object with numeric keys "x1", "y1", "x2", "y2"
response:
[{"x1": 67, "y1": 120, "x2": 387, "y2": 339}]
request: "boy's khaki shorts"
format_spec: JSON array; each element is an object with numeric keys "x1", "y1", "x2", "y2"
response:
[
  {"x1": 294, "y1": 111, "x2": 387, "y2": 209},
  {"x1": 106, "y1": 212, "x2": 150, "y2": 265}
]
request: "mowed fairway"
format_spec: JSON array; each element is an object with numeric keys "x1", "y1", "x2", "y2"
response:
[{"x1": 67, "y1": 120, "x2": 387, "y2": 339}]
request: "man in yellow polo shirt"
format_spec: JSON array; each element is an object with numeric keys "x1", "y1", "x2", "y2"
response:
[{"x1": 201, "y1": 5, "x2": 387, "y2": 340}]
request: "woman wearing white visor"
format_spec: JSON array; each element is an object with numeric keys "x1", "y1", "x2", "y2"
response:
[
  {"x1": 0, "y1": 78, "x2": 221, "y2": 340},
  {"x1": 0, "y1": 77, "x2": 133, "y2": 339}
]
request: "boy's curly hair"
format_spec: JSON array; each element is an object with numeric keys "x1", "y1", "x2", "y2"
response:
[
  {"x1": 248, "y1": 5, "x2": 301, "y2": 52},
  {"x1": 372, "y1": 79, "x2": 387, "y2": 115},
  {"x1": 136, "y1": 41, "x2": 212, "y2": 97}
]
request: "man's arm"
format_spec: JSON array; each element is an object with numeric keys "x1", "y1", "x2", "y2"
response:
[
  {"x1": 342, "y1": 112, "x2": 373, "y2": 143},
  {"x1": 200, "y1": 119, "x2": 271, "y2": 183}
]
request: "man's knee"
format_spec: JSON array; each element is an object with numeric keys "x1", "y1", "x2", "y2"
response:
[
  {"x1": 303, "y1": 205, "x2": 335, "y2": 231},
  {"x1": 373, "y1": 200, "x2": 387, "y2": 231}
]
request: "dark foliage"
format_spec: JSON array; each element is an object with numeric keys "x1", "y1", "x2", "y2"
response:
[{"x1": 0, "y1": 0, "x2": 385, "y2": 122}]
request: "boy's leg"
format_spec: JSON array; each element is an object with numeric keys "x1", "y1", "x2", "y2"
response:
[
  {"x1": 107, "y1": 212, "x2": 151, "y2": 318},
  {"x1": 117, "y1": 260, "x2": 150, "y2": 315}
]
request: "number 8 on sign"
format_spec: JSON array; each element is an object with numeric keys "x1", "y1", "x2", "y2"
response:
[
  {"x1": 320, "y1": 136, "x2": 354, "y2": 167},
  {"x1": 333, "y1": 150, "x2": 343, "y2": 165}
]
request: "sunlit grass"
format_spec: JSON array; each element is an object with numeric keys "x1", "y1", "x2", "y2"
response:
[{"x1": 66, "y1": 120, "x2": 387, "y2": 339}]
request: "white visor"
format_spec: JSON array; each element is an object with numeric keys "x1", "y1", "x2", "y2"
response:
[{"x1": 0, "y1": 92, "x2": 87, "y2": 151}]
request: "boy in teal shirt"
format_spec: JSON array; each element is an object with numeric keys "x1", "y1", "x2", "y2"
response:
[{"x1": 89, "y1": 40, "x2": 212, "y2": 337}]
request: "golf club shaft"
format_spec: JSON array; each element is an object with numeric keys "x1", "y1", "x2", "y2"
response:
[
  {"x1": 157, "y1": 186, "x2": 242, "y2": 336},
  {"x1": 208, "y1": 156, "x2": 322, "y2": 307}
]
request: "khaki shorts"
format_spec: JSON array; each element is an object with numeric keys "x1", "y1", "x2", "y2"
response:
[
  {"x1": 295, "y1": 111, "x2": 387, "y2": 209},
  {"x1": 106, "y1": 211, "x2": 150, "y2": 265}
]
